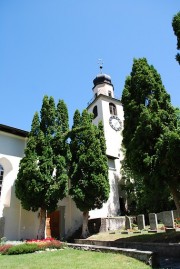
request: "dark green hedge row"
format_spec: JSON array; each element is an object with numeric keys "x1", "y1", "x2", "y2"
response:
[{"x1": 4, "y1": 243, "x2": 39, "y2": 255}]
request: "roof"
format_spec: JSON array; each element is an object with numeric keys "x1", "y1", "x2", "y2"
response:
[
  {"x1": 93, "y1": 73, "x2": 113, "y2": 89},
  {"x1": 0, "y1": 124, "x2": 28, "y2": 138}
]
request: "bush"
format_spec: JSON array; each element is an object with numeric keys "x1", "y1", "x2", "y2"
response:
[
  {"x1": 27, "y1": 238, "x2": 64, "y2": 250},
  {"x1": 1, "y1": 238, "x2": 66, "y2": 255},
  {"x1": 0, "y1": 244, "x2": 13, "y2": 254},
  {"x1": 6, "y1": 243, "x2": 39, "y2": 255},
  {"x1": 38, "y1": 240, "x2": 63, "y2": 250}
]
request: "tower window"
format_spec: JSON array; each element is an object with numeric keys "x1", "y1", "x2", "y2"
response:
[
  {"x1": 109, "y1": 103, "x2": 117, "y2": 115},
  {"x1": 0, "y1": 164, "x2": 4, "y2": 197},
  {"x1": 108, "y1": 91, "x2": 112, "y2": 97},
  {"x1": 93, "y1": 106, "x2": 98, "y2": 118}
]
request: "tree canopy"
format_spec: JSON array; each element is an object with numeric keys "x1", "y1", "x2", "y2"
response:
[
  {"x1": 121, "y1": 58, "x2": 180, "y2": 213},
  {"x1": 172, "y1": 11, "x2": 180, "y2": 65}
]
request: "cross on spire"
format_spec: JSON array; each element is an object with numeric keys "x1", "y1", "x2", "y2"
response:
[{"x1": 98, "y1": 59, "x2": 103, "y2": 73}]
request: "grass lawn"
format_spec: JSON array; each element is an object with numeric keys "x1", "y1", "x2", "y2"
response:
[
  {"x1": 0, "y1": 248, "x2": 151, "y2": 269},
  {"x1": 87, "y1": 230, "x2": 180, "y2": 243}
]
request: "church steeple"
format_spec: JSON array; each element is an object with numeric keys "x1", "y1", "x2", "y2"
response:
[{"x1": 92, "y1": 73, "x2": 114, "y2": 98}]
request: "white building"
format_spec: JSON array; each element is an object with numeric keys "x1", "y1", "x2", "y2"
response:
[{"x1": 0, "y1": 72, "x2": 124, "y2": 240}]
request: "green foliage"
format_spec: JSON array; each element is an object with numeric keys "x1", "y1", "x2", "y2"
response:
[
  {"x1": 121, "y1": 58, "x2": 179, "y2": 212},
  {"x1": 172, "y1": 11, "x2": 180, "y2": 65},
  {"x1": 15, "y1": 96, "x2": 69, "y2": 212},
  {"x1": 5, "y1": 243, "x2": 39, "y2": 255},
  {"x1": 1, "y1": 239, "x2": 65, "y2": 255},
  {"x1": 121, "y1": 171, "x2": 175, "y2": 214},
  {"x1": 69, "y1": 109, "x2": 109, "y2": 212}
]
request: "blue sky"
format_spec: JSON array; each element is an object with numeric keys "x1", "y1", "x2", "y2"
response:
[{"x1": 0, "y1": 1, "x2": 180, "y2": 131}]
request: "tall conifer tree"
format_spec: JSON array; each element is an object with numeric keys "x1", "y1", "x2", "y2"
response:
[
  {"x1": 121, "y1": 58, "x2": 180, "y2": 213},
  {"x1": 15, "y1": 96, "x2": 69, "y2": 239},
  {"x1": 172, "y1": 11, "x2": 180, "y2": 65},
  {"x1": 69, "y1": 109, "x2": 109, "y2": 238}
]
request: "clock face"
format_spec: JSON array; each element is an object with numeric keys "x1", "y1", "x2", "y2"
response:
[{"x1": 109, "y1": 116, "x2": 122, "y2": 131}]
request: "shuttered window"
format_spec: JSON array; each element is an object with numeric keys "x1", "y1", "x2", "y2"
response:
[{"x1": 0, "y1": 165, "x2": 4, "y2": 197}]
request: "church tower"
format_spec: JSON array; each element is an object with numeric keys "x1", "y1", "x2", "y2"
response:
[{"x1": 87, "y1": 70, "x2": 124, "y2": 218}]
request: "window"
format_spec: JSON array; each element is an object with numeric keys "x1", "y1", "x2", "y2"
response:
[
  {"x1": 93, "y1": 106, "x2": 98, "y2": 118},
  {"x1": 109, "y1": 103, "x2": 117, "y2": 115},
  {"x1": 108, "y1": 158, "x2": 115, "y2": 169},
  {"x1": 108, "y1": 91, "x2": 112, "y2": 97},
  {"x1": 0, "y1": 165, "x2": 4, "y2": 196}
]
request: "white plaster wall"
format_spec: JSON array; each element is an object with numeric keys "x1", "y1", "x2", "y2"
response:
[
  {"x1": 0, "y1": 132, "x2": 39, "y2": 240},
  {"x1": 58, "y1": 196, "x2": 82, "y2": 238},
  {"x1": 0, "y1": 131, "x2": 26, "y2": 157},
  {"x1": 93, "y1": 83, "x2": 114, "y2": 98}
]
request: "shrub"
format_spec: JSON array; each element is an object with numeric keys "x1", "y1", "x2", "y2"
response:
[
  {"x1": 27, "y1": 238, "x2": 64, "y2": 250},
  {"x1": 38, "y1": 240, "x2": 63, "y2": 249},
  {"x1": 6, "y1": 243, "x2": 39, "y2": 255},
  {"x1": 0, "y1": 244, "x2": 13, "y2": 254}
]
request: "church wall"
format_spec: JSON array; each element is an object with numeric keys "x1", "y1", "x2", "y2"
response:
[
  {"x1": 0, "y1": 132, "x2": 39, "y2": 240},
  {"x1": 0, "y1": 131, "x2": 26, "y2": 157},
  {"x1": 58, "y1": 196, "x2": 83, "y2": 239}
]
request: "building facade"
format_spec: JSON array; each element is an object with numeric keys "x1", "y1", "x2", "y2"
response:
[{"x1": 0, "y1": 72, "x2": 124, "y2": 240}]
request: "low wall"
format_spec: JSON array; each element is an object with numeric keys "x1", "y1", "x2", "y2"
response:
[
  {"x1": 75, "y1": 239, "x2": 180, "y2": 258},
  {"x1": 69, "y1": 242, "x2": 159, "y2": 268},
  {"x1": 89, "y1": 217, "x2": 125, "y2": 233}
]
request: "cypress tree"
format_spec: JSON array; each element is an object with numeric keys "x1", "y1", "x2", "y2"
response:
[
  {"x1": 172, "y1": 11, "x2": 180, "y2": 65},
  {"x1": 121, "y1": 58, "x2": 180, "y2": 213},
  {"x1": 69, "y1": 109, "x2": 109, "y2": 238},
  {"x1": 15, "y1": 96, "x2": 69, "y2": 238}
]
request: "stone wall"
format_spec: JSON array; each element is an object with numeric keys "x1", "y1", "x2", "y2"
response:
[
  {"x1": 88, "y1": 217, "x2": 125, "y2": 234},
  {"x1": 100, "y1": 217, "x2": 125, "y2": 232}
]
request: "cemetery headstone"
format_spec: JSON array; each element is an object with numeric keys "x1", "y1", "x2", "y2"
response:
[
  {"x1": 163, "y1": 210, "x2": 175, "y2": 228},
  {"x1": 149, "y1": 213, "x2": 158, "y2": 231},
  {"x1": 125, "y1": 216, "x2": 132, "y2": 230},
  {"x1": 137, "y1": 214, "x2": 145, "y2": 230}
]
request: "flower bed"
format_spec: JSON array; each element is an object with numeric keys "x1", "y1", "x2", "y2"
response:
[{"x1": 0, "y1": 238, "x2": 65, "y2": 255}]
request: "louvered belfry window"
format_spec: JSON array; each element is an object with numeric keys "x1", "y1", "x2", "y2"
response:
[{"x1": 0, "y1": 165, "x2": 4, "y2": 197}]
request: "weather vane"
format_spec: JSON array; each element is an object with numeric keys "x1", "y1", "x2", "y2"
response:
[{"x1": 98, "y1": 59, "x2": 103, "y2": 73}]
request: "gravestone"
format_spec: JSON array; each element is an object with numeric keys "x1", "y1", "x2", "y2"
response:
[
  {"x1": 163, "y1": 210, "x2": 175, "y2": 228},
  {"x1": 157, "y1": 212, "x2": 163, "y2": 223},
  {"x1": 149, "y1": 213, "x2": 158, "y2": 231},
  {"x1": 0, "y1": 217, "x2": 5, "y2": 238},
  {"x1": 137, "y1": 214, "x2": 145, "y2": 230},
  {"x1": 125, "y1": 216, "x2": 132, "y2": 230}
]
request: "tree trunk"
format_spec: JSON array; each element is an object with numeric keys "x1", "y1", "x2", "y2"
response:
[
  {"x1": 38, "y1": 208, "x2": 46, "y2": 239},
  {"x1": 169, "y1": 184, "x2": 180, "y2": 215},
  {"x1": 81, "y1": 211, "x2": 90, "y2": 239}
]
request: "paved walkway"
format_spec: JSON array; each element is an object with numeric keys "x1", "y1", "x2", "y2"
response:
[{"x1": 159, "y1": 257, "x2": 180, "y2": 269}]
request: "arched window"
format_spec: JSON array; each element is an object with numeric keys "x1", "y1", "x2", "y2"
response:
[
  {"x1": 93, "y1": 105, "x2": 98, "y2": 118},
  {"x1": 109, "y1": 103, "x2": 117, "y2": 115},
  {"x1": 0, "y1": 164, "x2": 4, "y2": 196}
]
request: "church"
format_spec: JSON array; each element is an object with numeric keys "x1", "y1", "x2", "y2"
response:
[{"x1": 0, "y1": 71, "x2": 125, "y2": 240}]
